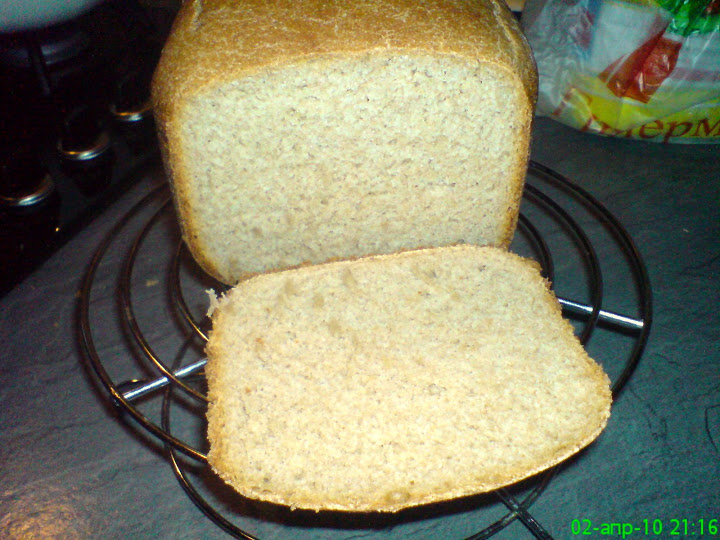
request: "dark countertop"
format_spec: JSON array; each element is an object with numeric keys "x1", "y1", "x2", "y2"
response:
[{"x1": 1, "y1": 117, "x2": 718, "y2": 539}]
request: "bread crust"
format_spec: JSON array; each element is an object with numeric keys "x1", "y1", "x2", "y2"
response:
[
  {"x1": 152, "y1": 0, "x2": 537, "y2": 114},
  {"x1": 151, "y1": 0, "x2": 538, "y2": 284}
]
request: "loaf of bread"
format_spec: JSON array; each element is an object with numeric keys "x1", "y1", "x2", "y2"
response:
[
  {"x1": 205, "y1": 245, "x2": 612, "y2": 512},
  {"x1": 151, "y1": 0, "x2": 537, "y2": 284}
]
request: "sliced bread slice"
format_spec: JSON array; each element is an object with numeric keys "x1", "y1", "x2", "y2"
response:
[{"x1": 204, "y1": 245, "x2": 611, "y2": 512}]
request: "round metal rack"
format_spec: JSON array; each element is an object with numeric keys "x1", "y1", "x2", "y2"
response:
[{"x1": 78, "y1": 161, "x2": 653, "y2": 540}]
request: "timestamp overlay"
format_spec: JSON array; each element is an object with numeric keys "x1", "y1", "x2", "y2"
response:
[{"x1": 570, "y1": 518, "x2": 718, "y2": 538}]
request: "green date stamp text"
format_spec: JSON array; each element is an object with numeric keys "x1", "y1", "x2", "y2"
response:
[{"x1": 571, "y1": 518, "x2": 718, "y2": 538}]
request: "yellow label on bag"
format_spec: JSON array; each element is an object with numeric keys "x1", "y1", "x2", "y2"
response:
[{"x1": 551, "y1": 83, "x2": 720, "y2": 143}]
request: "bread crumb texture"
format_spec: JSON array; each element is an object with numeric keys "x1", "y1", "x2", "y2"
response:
[
  {"x1": 151, "y1": 0, "x2": 536, "y2": 284},
  {"x1": 205, "y1": 246, "x2": 612, "y2": 512}
]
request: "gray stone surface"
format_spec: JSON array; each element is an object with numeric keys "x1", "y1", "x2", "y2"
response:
[{"x1": 1, "y1": 117, "x2": 718, "y2": 539}]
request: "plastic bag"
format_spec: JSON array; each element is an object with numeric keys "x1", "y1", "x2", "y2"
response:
[{"x1": 522, "y1": 0, "x2": 720, "y2": 143}]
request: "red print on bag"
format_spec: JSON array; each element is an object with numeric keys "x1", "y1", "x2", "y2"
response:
[{"x1": 599, "y1": 29, "x2": 682, "y2": 103}]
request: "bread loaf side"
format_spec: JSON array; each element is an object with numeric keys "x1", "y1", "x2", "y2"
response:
[
  {"x1": 205, "y1": 245, "x2": 612, "y2": 512},
  {"x1": 152, "y1": 0, "x2": 537, "y2": 284}
]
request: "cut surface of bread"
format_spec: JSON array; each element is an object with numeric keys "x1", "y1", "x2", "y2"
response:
[
  {"x1": 151, "y1": 0, "x2": 537, "y2": 284},
  {"x1": 205, "y1": 245, "x2": 612, "y2": 512}
]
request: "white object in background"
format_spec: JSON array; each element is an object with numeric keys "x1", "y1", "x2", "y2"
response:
[
  {"x1": 586, "y1": 0, "x2": 672, "y2": 73},
  {"x1": 0, "y1": 0, "x2": 104, "y2": 32}
]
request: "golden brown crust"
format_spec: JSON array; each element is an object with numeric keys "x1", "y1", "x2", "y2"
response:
[
  {"x1": 152, "y1": 0, "x2": 537, "y2": 117},
  {"x1": 158, "y1": 140, "x2": 217, "y2": 282},
  {"x1": 498, "y1": 113, "x2": 534, "y2": 248}
]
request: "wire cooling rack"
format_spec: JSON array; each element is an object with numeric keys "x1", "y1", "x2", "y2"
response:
[{"x1": 78, "y1": 161, "x2": 652, "y2": 539}]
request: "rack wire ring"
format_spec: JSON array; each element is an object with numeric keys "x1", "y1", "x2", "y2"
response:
[{"x1": 79, "y1": 161, "x2": 653, "y2": 539}]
